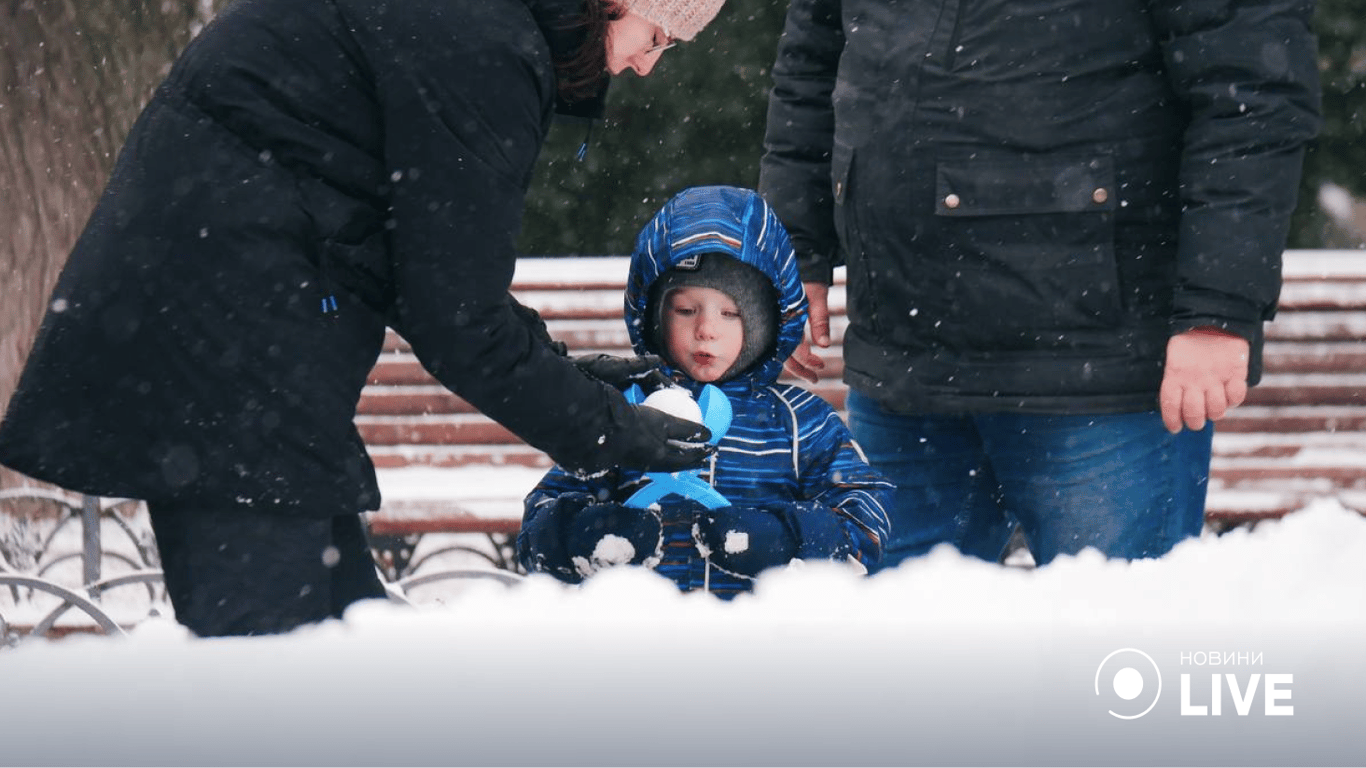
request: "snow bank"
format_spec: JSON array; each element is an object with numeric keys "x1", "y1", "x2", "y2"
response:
[{"x1": 1, "y1": 500, "x2": 1363, "y2": 767}]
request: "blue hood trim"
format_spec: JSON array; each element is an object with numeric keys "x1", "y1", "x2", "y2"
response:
[{"x1": 625, "y1": 186, "x2": 808, "y2": 389}]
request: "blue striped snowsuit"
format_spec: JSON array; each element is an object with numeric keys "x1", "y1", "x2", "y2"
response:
[{"x1": 519, "y1": 186, "x2": 893, "y2": 596}]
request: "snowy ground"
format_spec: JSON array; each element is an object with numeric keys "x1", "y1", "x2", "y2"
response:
[{"x1": 1, "y1": 498, "x2": 1363, "y2": 767}]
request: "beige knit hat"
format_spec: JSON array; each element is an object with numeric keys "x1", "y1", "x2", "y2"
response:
[{"x1": 620, "y1": 0, "x2": 726, "y2": 41}]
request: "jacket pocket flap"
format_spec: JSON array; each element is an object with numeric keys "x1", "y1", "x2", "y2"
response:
[{"x1": 935, "y1": 153, "x2": 1115, "y2": 216}]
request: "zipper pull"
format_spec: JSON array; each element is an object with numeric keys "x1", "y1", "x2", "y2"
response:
[{"x1": 576, "y1": 123, "x2": 594, "y2": 162}]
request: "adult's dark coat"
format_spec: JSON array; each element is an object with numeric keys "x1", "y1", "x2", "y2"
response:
[
  {"x1": 760, "y1": 0, "x2": 1322, "y2": 414},
  {"x1": 0, "y1": 0, "x2": 628, "y2": 514}
]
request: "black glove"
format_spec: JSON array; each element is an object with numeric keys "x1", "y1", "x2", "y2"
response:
[
  {"x1": 692, "y1": 505, "x2": 800, "y2": 578},
  {"x1": 572, "y1": 353, "x2": 673, "y2": 392},
  {"x1": 566, "y1": 396, "x2": 714, "y2": 476},
  {"x1": 563, "y1": 502, "x2": 664, "y2": 578},
  {"x1": 510, "y1": 298, "x2": 568, "y2": 356}
]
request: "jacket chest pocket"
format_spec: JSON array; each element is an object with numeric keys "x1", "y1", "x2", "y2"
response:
[{"x1": 932, "y1": 151, "x2": 1125, "y2": 341}]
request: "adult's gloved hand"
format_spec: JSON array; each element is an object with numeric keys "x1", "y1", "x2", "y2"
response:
[
  {"x1": 572, "y1": 353, "x2": 673, "y2": 392},
  {"x1": 563, "y1": 502, "x2": 664, "y2": 579},
  {"x1": 564, "y1": 397, "x2": 714, "y2": 476},
  {"x1": 510, "y1": 298, "x2": 568, "y2": 356}
]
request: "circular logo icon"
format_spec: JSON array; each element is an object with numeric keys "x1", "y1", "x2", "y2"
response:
[{"x1": 1095, "y1": 648, "x2": 1162, "y2": 719}]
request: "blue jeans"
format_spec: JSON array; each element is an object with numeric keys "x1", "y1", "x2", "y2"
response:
[{"x1": 846, "y1": 390, "x2": 1212, "y2": 569}]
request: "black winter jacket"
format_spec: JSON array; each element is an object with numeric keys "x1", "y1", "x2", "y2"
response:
[
  {"x1": 759, "y1": 0, "x2": 1321, "y2": 414},
  {"x1": 0, "y1": 0, "x2": 627, "y2": 514}
]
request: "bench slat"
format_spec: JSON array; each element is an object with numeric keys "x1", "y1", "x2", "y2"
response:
[{"x1": 364, "y1": 252, "x2": 1366, "y2": 532}]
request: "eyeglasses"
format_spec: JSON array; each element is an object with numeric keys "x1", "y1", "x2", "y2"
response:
[{"x1": 645, "y1": 32, "x2": 677, "y2": 55}]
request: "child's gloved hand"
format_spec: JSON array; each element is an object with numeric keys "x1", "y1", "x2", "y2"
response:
[
  {"x1": 564, "y1": 502, "x2": 664, "y2": 579},
  {"x1": 518, "y1": 492, "x2": 596, "y2": 581},
  {"x1": 691, "y1": 505, "x2": 799, "y2": 578},
  {"x1": 572, "y1": 353, "x2": 674, "y2": 392}
]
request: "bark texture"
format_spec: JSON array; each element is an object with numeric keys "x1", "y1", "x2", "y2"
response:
[{"x1": 1, "y1": 0, "x2": 215, "y2": 486}]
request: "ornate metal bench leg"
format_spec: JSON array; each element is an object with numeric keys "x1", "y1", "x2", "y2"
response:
[
  {"x1": 81, "y1": 495, "x2": 102, "y2": 599},
  {"x1": 0, "y1": 574, "x2": 125, "y2": 641}
]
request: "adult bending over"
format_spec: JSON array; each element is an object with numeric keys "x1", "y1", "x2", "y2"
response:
[
  {"x1": 759, "y1": 0, "x2": 1321, "y2": 567},
  {"x1": 0, "y1": 0, "x2": 726, "y2": 635}
]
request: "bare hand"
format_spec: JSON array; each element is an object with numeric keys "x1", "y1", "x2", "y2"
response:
[
  {"x1": 784, "y1": 281, "x2": 831, "y2": 384},
  {"x1": 1159, "y1": 327, "x2": 1250, "y2": 433}
]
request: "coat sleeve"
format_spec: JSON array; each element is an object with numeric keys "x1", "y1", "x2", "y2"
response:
[
  {"x1": 363, "y1": 3, "x2": 627, "y2": 469},
  {"x1": 758, "y1": 0, "x2": 845, "y2": 286},
  {"x1": 1146, "y1": 0, "x2": 1321, "y2": 339},
  {"x1": 787, "y1": 390, "x2": 893, "y2": 568}
]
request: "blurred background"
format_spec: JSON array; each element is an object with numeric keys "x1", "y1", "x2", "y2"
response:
[{"x1": 2, "y1": 0, "x2": 1363, "y2": 416}]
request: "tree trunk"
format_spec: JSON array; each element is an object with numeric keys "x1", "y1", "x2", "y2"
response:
[{"x1": 0, "y1": 0, "x2": 216, "y2": 487}]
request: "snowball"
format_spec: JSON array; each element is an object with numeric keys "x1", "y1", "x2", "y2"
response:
[
  {"x1": 591, "y1": 534, "x2": 636, "y2": 565},
  {"x1": 572, "y1": 534, "x2": 638, "y2": 578},
  {"x1": 641, "y1": 387, "x2": 703, "y2": 424}
]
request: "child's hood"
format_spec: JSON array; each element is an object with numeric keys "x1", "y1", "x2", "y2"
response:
[{"x1": 624, "y1": 186, "x2": 808, "y2": 388}]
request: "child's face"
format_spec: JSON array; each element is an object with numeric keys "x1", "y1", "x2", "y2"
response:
[{"x1": 661, "y1": 286, "x2": 744, "y2": 382}]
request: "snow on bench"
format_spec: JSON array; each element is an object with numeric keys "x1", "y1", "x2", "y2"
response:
[{"x1": 365, "y1": 250, "x2": 1366, "y2": 538}]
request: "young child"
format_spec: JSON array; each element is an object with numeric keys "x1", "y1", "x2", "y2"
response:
[{"x1": 517, "y1": 186, "x2": 893, "y2": 597}]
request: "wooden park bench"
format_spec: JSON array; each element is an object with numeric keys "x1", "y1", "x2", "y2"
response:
[
  {"x1": 362, "y1": 250, "x2": 1366, "y2": 555},
  {"x1": 3, "y1": 250, "x2": 1361, "y2": 638}
]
